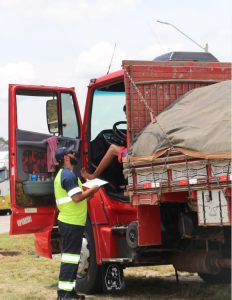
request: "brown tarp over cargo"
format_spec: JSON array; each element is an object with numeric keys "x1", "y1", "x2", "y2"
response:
[{"x1": 126, "y1": 80, "x2": 231, "y2": 162}]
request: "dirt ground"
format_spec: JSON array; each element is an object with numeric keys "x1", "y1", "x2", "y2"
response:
[
  {"x1": 0, "y1": 234, "x2": 231, "y2": 300},
  {"x1": 90, "y1": 267, "x2": 230, "y2": 300}
]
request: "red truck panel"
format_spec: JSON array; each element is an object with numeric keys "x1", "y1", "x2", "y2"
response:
[{"x1": 122, "y1": 60, "x2": 231, "y2": 146}]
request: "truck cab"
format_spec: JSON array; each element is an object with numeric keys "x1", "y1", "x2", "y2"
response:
[
  {"x1": 8, "y1": 52, "x2": 231, "y2": 293},
  {"x1": 8, "y1": 73, "x2": 136, "y2": 292}
]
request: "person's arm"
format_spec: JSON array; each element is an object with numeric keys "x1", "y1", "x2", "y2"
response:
[
  {"x1": 61, "y1": 169, "x2": 100, "y2": 203},
  {"x1": 71, "y1": 186, "x2": 99, "y2": 203}
]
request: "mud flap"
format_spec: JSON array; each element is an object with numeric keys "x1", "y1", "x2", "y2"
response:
[{"x1": 102, "y1": 264, "x2": 125, "y2": 293}]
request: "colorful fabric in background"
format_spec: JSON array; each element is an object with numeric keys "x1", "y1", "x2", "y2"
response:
[
  {"x1": 47, "y1": 136, "x2": 58, "y2": 172},
  {"x1": 22, "y1": 150, "x2": 47, "y2": 173}
]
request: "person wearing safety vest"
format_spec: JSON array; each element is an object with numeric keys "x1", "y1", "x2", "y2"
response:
[{"x1": 54, "y1": 145, "x2": 99, "y2": 300}]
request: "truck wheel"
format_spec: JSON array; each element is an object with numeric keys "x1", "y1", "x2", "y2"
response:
[
  {"x1": 198, "y1": 269, "x2": 231, "y2": 284},
  {"x1": 76, "y1": 219, "x2": 102, "y2": 294},
  {"x1": 126, "y1": 221, "x2": 138, "y2": 249}
]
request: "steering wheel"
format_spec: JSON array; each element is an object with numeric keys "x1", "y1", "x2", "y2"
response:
[{"x1": 112, "y1": 121, "x2": 127, "y2": 145}]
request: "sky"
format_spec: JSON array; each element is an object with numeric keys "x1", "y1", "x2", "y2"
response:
[{"x1": 0, "y1": 0, "x2": 231, "y2": 140}]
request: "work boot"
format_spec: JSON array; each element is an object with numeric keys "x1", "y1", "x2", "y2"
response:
[
  {"x1": 57, "y1": 293, "x2": 75, "y2": 300},
  {"x1": 74, "y1": 295, "x2": 85, "y2": 300},
  {"x1": 70, "y1": 290, "x2": 85, "y2": 300}
]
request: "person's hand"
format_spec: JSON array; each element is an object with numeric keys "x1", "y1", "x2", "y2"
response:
[{"x1": 90, "y1": 185, "x2": 100, "y2": 194}]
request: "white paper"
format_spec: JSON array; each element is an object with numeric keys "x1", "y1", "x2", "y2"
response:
[{"x1": 82, "y1": 178, "x2": 108, "y2": 189}]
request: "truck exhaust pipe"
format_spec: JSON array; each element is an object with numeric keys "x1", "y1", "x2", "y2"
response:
[{"x1": 172, "y1": 251, "x2": 231, "y2": 274}]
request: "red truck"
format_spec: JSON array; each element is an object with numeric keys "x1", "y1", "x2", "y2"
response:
[{"x1": 9, "y1": 51, "x2": 231, "y2": 293}]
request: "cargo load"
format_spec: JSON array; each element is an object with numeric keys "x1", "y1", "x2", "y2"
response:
[{"x1": 127, "y1": 80, "x2": 231, "y2": 161}]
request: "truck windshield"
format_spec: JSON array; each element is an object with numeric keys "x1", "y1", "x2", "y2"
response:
[{"x1": 91, "y1": 90, "x2": 126, "y2": 140}]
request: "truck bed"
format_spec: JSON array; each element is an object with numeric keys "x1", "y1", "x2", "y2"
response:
[{"x1": 122, "y1": 59, "x2": 231, "y2": 227}]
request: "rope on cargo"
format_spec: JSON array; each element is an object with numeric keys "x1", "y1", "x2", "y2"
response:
[
  {"x1": 156, "y1": 147, "x2": 173, "y2": 203},
  {"x1": 185, "y1": 155, "x2": 192, "y2": 199},
  {"x1": 210, "y1": 160, "x2": 231, "y2": 199},
  {"x1": 124, "y1": 67, "x2": 175, "y2": 201}
]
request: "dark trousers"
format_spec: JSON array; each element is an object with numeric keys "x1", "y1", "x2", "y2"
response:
[{"x1": 58, "y1": 221, "x2": 85, "y2": 298}]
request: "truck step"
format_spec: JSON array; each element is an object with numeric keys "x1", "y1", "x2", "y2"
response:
[{"x1": 111, "y1": 226, "x2": 127, "y2": 235}]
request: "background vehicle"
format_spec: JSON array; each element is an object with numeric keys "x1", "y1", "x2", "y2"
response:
[
  {"x1": 9, "y1": 52, "x2": 231, "y2": 293},
  {"x1": 0, "y1": 151, "x2": 11, "y2": 213}
]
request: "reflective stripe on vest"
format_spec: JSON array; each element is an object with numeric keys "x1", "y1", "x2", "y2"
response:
[
  {"x1": 56, "y1": 196, "x2": 72, "y2": 205},
  {"x1": 54, "y1": 169, "x2": 87, "y2": 226},
  {"x1": 56, "y1": 187, "x2": 82, "y2": 205},
  {"x1": 68, "y1": 186, "x2": 82, "y2": 197},
  {"x1": 54, "y1": 169, "x2": 83, "y2": 204}
]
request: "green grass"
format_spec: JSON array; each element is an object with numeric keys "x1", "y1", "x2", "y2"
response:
[
  {"x1": 0, "y1": 233, "x2": 59, "y2": 300},
  {"x1": 0, "y1": 233, "x2": 231, "y2": 300}
]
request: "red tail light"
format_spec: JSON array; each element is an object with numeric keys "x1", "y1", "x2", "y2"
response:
[
  {"x1": 219, "y1": 175, "x2": 231, "y2": 182},
  {"x1": 143, "y1": 182, "x2": 160, "y2": 189},
  {"x1": 179, "y1": 180, "x2": 189, "y2": 185}
]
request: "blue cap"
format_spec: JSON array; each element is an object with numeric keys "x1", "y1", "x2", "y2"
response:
[{"x1": 55, "y1": 145, "x2": 75, "y2": 162}]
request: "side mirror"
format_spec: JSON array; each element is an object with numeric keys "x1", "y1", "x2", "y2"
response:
[{"x1": 46, "y1": 99, "x2": 58, "y2": 134}]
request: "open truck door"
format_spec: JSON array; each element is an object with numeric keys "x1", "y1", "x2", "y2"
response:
[{"x1": 9, "y1": 84, "x2": 82, "y2": 257}]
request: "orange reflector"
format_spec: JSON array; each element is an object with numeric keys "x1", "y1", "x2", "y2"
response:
[
  {"x1": 143, "y1": 182, "x2": 160, "y2": 189},
  {"x1": 179, "y1": 179, "x2": 198, "y2": 185},
  {"x1": 179, "y1": 180, "x2": 188, "y2": 185},
  {"x1": 219, "y1": 175, "x2": 231, "y2": 182},
  {"x1": 143, "y1": 183, "x2": 153, "y2": 189}
]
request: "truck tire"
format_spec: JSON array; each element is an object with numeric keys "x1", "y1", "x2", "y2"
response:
[
  {"x1": 75, "y1": 219, "x2": 102, "y2": 294},
  {"x1": 198, "y1": 269, "x2": 231, "y2": 284},
  {"x1": 126, "y1": 221, "x2": 138, "y2": 249}
]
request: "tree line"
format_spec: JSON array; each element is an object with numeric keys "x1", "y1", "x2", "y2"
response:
[{"x1": 0, "y1": 137, "x2": 8, "y2": 151}]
